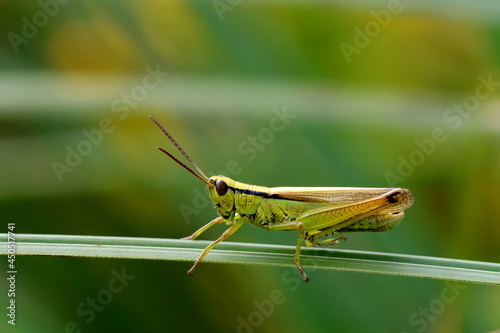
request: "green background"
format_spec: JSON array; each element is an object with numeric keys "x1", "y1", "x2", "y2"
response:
[{"x1": 1, "y1": 0, "x2": 500, "y2": 332}]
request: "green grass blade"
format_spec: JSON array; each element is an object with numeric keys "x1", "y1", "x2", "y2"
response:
[{"x1": 1, "y1": 233, "x2": 499, "y2": 285}]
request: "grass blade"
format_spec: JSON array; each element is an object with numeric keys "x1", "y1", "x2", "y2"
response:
[{"x1": 1, "y1": 233, "x2": 499, "y2": 285}]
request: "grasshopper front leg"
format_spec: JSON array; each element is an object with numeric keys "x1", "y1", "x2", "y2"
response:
[
  {"x1": 187, "y1": 219, "x2": 245, "y2": 276},
  {"x1": 182, "y1": 216, "x2": 226, "y2": 240}
]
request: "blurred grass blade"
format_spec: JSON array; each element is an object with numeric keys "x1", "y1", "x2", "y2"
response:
[{"x1": 1, "y1": 233, "x2": 499, "y2": 285}]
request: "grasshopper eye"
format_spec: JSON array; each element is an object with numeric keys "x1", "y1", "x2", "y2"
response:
[{"x1": 215, "y1": 179, "x2": 228, "y2": 196}]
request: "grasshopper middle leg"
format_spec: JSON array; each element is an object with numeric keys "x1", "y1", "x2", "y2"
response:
[
  {"x1": 294, "y1": 232, "x2": 310, "y2": 282},
  {"x1": 266, "y1": 221, "x2": 310, "y2": 282}
]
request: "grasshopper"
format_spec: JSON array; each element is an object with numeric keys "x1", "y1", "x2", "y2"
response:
[{"x1": 150, "y1": 116, "x2": 414, "y2": 282}]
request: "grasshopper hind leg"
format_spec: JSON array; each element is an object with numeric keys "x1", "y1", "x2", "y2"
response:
[
  {"x1": 306, "y1": 235, "x2": 347, "y2": 247},
  {"x1": 305, "y1": 227, "x2": 347, "y2": 247}
]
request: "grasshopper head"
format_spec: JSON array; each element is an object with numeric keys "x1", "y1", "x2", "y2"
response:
[{"x1": 207, "y1": 175, "x2": 236, "y2": 219}]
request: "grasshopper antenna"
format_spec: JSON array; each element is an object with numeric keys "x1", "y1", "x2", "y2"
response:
[{"x1": 149, "y1": 115, "x2": 210, "y2": 185}]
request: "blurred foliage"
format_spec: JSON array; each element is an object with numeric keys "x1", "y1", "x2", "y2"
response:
[{"x1": 1, "y1": 0, "x2": 500, "y2": 332}]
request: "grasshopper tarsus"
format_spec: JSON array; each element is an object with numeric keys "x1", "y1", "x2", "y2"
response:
[
  {"x1": 296, "y1": 265, "x2": 310, "y2": 282},
  {"x1": 187, "y1": 264, "x2": 198, "y2": 276}
]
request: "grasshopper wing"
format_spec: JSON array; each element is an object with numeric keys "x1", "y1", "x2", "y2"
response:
[{"x1": 268, "y1": 187, "x2": 414, "y2": 231}]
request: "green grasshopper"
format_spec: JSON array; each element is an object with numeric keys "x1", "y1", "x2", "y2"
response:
[{"x1": 150, "y1": 116, "x2": 414, "y2": 282}]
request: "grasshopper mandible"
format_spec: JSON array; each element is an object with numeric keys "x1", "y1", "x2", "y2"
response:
[{"x1": 150, "y1": 116, "x2": 414, "y2": 282}]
